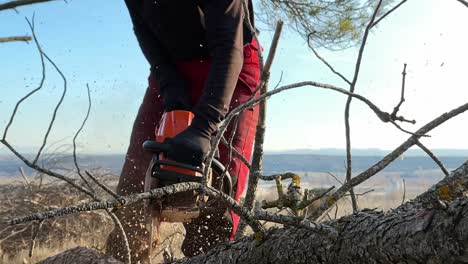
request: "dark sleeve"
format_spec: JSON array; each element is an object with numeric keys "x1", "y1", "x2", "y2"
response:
[
  {"x1": 191, "y1": 0, "x2": 244, "y2": 134},
  {"x1": 124, "y1": 0, "x2": 189, "y2": 110}
]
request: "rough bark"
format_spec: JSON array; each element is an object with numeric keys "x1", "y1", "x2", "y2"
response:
[
  {"x1": 39, "y1": 247, "x2": 121, "y2": 264},
  {"x1": 175, "y1": 161, "x2": 468, "y2": 264},
  {"x1": 40, "y1": 161, "x2": 468, "y2": 264}
]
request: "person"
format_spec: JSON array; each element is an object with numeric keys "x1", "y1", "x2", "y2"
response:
[{"x1": 106, "y1": 0, "x2": 261, "y2": 263}]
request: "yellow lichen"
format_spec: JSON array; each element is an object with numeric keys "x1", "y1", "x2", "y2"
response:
[
  {"x1": 438, "y1": 185, "x2": 452, "y2": 201},
  {"x1": 292, "y1": 175, "x2": 301, "y2": 186}
]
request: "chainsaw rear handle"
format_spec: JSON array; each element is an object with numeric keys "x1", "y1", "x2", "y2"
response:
[{"x1": 143, "y1": 140, "x2": 171, "y2": 154}]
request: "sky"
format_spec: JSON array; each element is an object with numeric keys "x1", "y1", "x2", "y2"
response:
[{"x1": 0, "y1": 0, "x2": 467, "y2": 155}]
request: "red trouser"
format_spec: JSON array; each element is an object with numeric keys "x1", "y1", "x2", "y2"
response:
[{"x1": 113, "y1": 40, "x2": 261, "y2": 259}]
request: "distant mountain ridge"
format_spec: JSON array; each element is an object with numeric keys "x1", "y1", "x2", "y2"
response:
[
  {"x1": 265, "y1": 148, "x2": 468, "y2": 157},
  {"x1": 0, "y1": 152, "x2": 466, "y2": 177}
]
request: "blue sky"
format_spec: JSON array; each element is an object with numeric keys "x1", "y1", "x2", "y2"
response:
[{"x1": 1, "y1": 0, "x2": 467, "y2": 155}]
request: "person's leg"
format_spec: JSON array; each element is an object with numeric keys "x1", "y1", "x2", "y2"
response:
[
  {"x1": 181, "y1": 45, "x2": 261, "y2": 255},
  {"x1": 180, "y1": 99, "x2": 259, "y2": 257},
  {"x1": 106, "y1": 73, "x2": 163, "y2": 263}
]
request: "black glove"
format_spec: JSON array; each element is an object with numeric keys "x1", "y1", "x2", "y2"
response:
[{"x1": 164, "y1": 124, "x2": 212, "y2": 167}]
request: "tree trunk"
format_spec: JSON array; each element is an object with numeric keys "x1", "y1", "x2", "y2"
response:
[
  {"x1": 40, "y1": 161, "x2": 468, "y2": 264},
  {"x1": 177, "y1": 160, "x2": 468, "y2": 264}
]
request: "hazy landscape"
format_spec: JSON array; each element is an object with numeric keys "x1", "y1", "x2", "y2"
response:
[{"x1": 0, "y1": 149, "x2": 466, "y2": 262}]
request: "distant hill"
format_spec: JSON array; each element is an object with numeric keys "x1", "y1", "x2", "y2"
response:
[
  {"x1": 0, "y1": 152, "x2": 466, "y2": 178},
  {"x1": 266, "y1": 148, "x2": 468, "y2": 157}
]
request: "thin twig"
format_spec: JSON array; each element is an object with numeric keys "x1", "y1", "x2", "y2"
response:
[
  {"x1": 344, "y1": 0, "x2": 384, "y2": 213},
  {"x1": 0, "y1": 35, "x2": 31, "y2": 43},
  {"x1": 323, "y1": 172, "x2": 344, "y2": 185},
  {"x1": 389, "y1": 120, "x2": 423, "y2": 136},
  {"x1": 72, "y1": 84, "x2": 94, "y2": 192},
  {"x1": 107, "y1": 211, "x2": 131, "y2": 264},
  {"x1": 85, "y1": 171, "x2": 121, "y2": 200},
  {"x1": 1, "y1": 140, "x2": 94, "y2": 197},
  {"x1": 28, "y1": 220, "x2": 44, "y2": 258},
  {"x1": 372, "y1": 0, "x2": 408, "y2": 27},
  {"x1": 307, "y1": 40, "x2": 351, "y2": 85},
  {"x1": 30, "y1": 20, "x2": 67, "y2": 165},
  {"x1": 220, "y1": 137, "x2": 251, "y2": 169},
  {"x1": 19, "y1": 167, "x2": 31, "y2": 190},
  {"x1": 299, "y1": 186, "x2": 335, "y2": 210},
  {"x1": 334, "y1": 204, "x2": 339, "y2": 219},
  {"x1": 253, "y1": 210, "x2": 337, "y2": 237},
  {"x1": 68, "y1": 84, "x2": 130, "y2": 263},
  {"x1": 392, "y1": 63, "x2": 407, "y2": 118},
  {"x1": 1, "y1": 18, "x2": 93, "y2": 197},
  {"x1": 390, "y1": 63, "x2": 415, "y2": 125},
  {"x1": 2, "y1": 23, "x2": 46, "y2": 141},
  {"x1": 401, "y1": 179, "x2": 406, "y2": 205},
  {"x1": 218, "y1": 115, "x2": 240, "y2": 192},
  {"x1": 416, "y1": 140, "x2": 450, "y2": 177}
]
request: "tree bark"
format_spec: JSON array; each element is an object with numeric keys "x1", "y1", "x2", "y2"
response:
[
  {"x1": 39, "y1": 247, "x2": 121, "y2": 264},
  {"x1": 175, "y1": 161, "x2": 468, "y2": 264},
  {"x1": 39, "y1": 161, "x2": 468, "y2": 264}
]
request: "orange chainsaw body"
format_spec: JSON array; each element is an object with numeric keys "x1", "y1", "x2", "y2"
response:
[
  {"x1": 145, "y1": 110, "x2": 206, "y2": 223},
  {"x1": 154, "y1": 110, "x2": 201, "y2": 178}
]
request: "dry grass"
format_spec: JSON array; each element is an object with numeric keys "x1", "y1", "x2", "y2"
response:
[{"x1": 0, "y1": 169, "x2": 441, "y2": 263}]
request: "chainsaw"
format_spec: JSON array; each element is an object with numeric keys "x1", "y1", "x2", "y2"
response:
[{"x1": 142, "y1": 110, "x2": 233, "y2": 256}]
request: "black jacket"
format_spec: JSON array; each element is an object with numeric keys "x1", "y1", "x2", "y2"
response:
[{"x1": 124, "y1": 0, "x2": 255, "y2": 133}]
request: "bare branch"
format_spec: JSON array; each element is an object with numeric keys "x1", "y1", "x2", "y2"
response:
[
  {"x1": 307, "y1": 39, "x2": 351, "y2": 85},
  {"x1": 401, "y1": 179, "x2": 406, "y2": 205},
  {"x1": 0, "y1": 0, "x2": 57, "y2": 11},
  {"x1": 218, "y1": 115, "x2": 240, "y2": 191},
  {"x1": 259, "y1": 172, "x2": 298, "y2": 181},
  {"x1": 262, "y1": 21, "x2": 284, "y2": 75},
  {"x1": 308, "y1": 101, "x2": 468, "y2": 219},
  {"x1": 28, "y1": 220, "x2": 44, "y2": 258},
  {"x1": 0, "y1": 35, "x2": 31, "y2": 43},
  {"x1": 28, "y1": 19, "x2": 67, "y2": 165},
  {"x1": 344, "y1": 0, "x2": 384, "y2": 213},
  {"x1": 19, "y1": 167, "x2": 31, "y2": 190},
  {"x1": 1, "y1": 18, "x2": 94, "y2": 197},
  {"x1": 107, "y1": 211, "x2": 131, "y2": 264},
  {"x1": 456, "y1": 0, "x2": 468, "y2": 8},
  {"x1": 372, "y1": 0, "x2": 409, "y2": 27},
  {"x1": 7, "y1": 183, "x2": 265, "y2": 235},
  {"x1": 298, "y1": 186, "x2": 335, "y2": 210},
  {"x1": 390, "y1": 63, "x2": 415, "y2": 125},
  {"x1": 2, "y1": 25, "x2": 46, "y2": 141},
  {"x1": 1, "y1": 140, "x2": 94, "y2": 197},
  {"x1": 236, "y1": 21, "x2": 283, "y2": 237},
  {"x1": 253, "y1": 210, "x2": 337, "y2": 237},
  {"x1": 220, "y1": 136, "x2": 251, "y2": 169},
  {"x1": 72, "y1": 84, "x2": 94, "y2": 192},
  {"x1": 416, "y1": 140, "x2": 450, "y2": 177},
  {"x1": 85, "y1": 171, "x2": 120, "y2": 200}
]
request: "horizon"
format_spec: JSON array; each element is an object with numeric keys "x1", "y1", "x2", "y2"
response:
[{"x1": 1, "y1": 147, "x2": 468, "y2": 157}]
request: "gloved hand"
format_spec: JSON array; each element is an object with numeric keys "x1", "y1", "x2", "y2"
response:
[{"x1": 164, "y1": 125, "x2": 212, "y2": 167}]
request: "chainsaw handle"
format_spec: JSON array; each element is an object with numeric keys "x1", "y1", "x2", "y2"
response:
[{"x1": 143, "y1": 140, "x2": 171, "y2": 154}]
